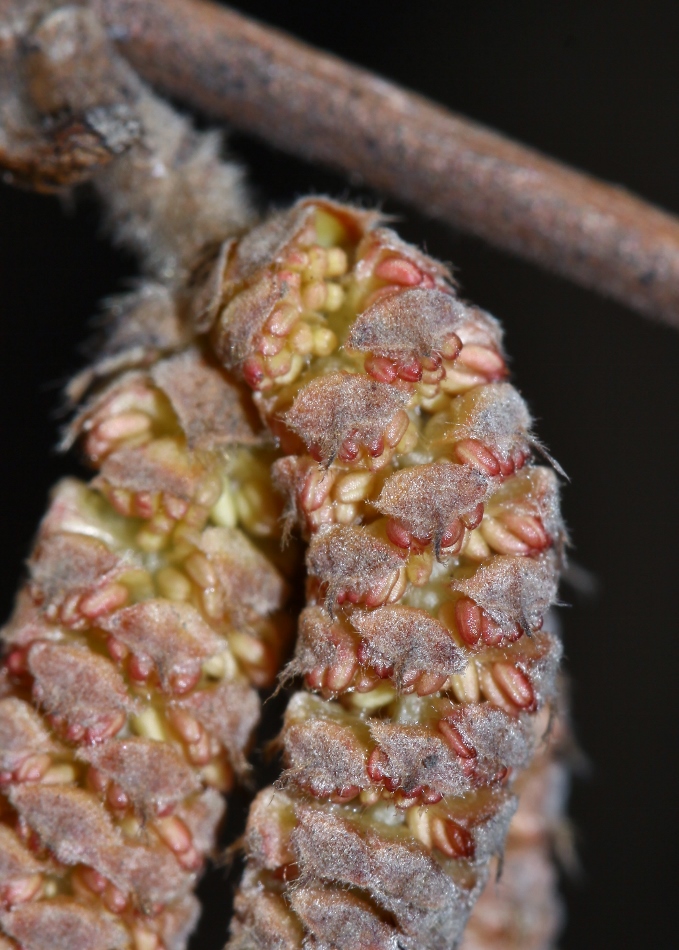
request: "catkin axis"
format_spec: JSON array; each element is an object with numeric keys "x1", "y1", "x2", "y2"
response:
[{"x1": 197, "y1": 197, "x2": 566, "y2": 950}]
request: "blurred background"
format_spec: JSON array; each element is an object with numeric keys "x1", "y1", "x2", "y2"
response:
[{"x1": 1, "y1": 1, "x2": 677, "y2": 947}]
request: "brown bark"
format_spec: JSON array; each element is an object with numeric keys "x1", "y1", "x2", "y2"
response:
[{"x1": 96, "y1": 0, "x2": 679, "y2": 330}]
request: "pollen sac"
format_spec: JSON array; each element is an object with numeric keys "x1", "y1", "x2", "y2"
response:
[
  {"x1": 284, "y1": 372, "x2": 409, "y2": 464},
  {"x1": 350, "y1": 606, "x2": 465, "y2": 691},
  {"x1": 99, "y1": 599, "x2": 224, "y2": 694},
  {"x1": 172, "y1": 679, "x2": 260, "y2": 773},
  {"x1": 452, "y1": 552, "x2": 559, "y2": 636},
  {"x1": 376, "y1": 462, "x2": 490, "y2": 554},
  {"x1": 306, "y1": 525, "x2": 406, "y2": 611},
  {"x1": 28, "y1": 642, "x2": 136, "y2": 742},
  {"x1": 77, "y1": 737, "x2": 200, "y2": 818}
]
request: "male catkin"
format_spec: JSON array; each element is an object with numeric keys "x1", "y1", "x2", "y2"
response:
[{"x1": 199, "y1": 199, "x2": 565, "y2": 950}]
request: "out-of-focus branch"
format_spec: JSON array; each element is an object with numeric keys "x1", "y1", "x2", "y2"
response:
[{"x1": 92, "y1": 0, "x2": 679, "y2": 330}]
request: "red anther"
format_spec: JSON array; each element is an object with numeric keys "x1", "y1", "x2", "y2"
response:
[
  {"x1": 480, "y1": 614, "x2": 505, "y2": 646},
  {"x1": 308, "y1": 443, "x2": 324, "y2": 463},
  {"x1": 6, "y1": 649, "x2": 27, "y2": 676},
  {"x1": 107, "y1": 783, "x2": 129, "y2": 811},
  {"x1": 421, "y1": 787, "x2": 443, "y2": 805},
  {"x1": 326, "y1": 657, "x2": 359, "y2": 693},
  {"x1": 441, "y1": 334, "x2": 463, "y2": 361},
  {"x1": 398, "y1": 669, "x2": 422, "y2": 692},
  {"x1": 14, "y1": 754, "x2": 51, "y2": 783},
  {"x1": 128, "y1": 653, "x2": 153, "y2": 683},
  {"x1": 374, "y1": 256, "x2": 423, "y2": 285},
  {"x1": 386, "y1": 518, "x2": 414, "y2": 550},
  {"x1": 437, "y1": 718, "x2": 477, "y2": 759},
  {"x1": 65, "y1": 723, "x2": 85, "y2": 742},
  {"x1": 162, "y1": 493, "x2": 189, "y2": 521},
  {"x1": 346, "y1": 591, "x2": 361, "y2": 604},
  {"x1": 87, "y1": 766, "x2": 108, "y2": 794},
  {"x1": 305, "y1": 667, "x2": 327, "y2": 691},
  {"x1": 169, "y1": 668, "x2": 201, "y2": 695},
  {"x1": 396, "y1": 358, "x2": 423, "y2": 382},
  {"x1": 81, "y1": 867, "x2": 107, "y2": 895},
  {"x1": 492, "y1": 662, "x2": 536, "y2": 709},
  {"x1": 367, "y1": 747, "x2": 390, "y2": 784},
  {"x1": 421, "y1": 353, "x2": 442, "y2": 372},
  {"x1": 329, "y1": 785, "x2": 360, "y2": 804},
  {"x1": 354, "y1": 670, "x2": 380, "y2": 692},
  {"x1": 338, "y1": 438, "x2": 360, "y2": 462},
  {"x1": 498, "y1": 455, "x2": 515, "y2": 477},
  {"x1": 106, "y1": 636, "x2": 128, "y2": 663},
  {"x1": 455, "y1": 598, "x2": 482, "y2": 645},
  {"x1": 365, "y1": 354, "x2": 398, "y2": 383},
  {"x1": 0, "y1": 771, "x2": 13, "y2": 786},
  {"x1": 103, "y1": 882, "x2": 128, "y2": 914},
  {"x1": 85, "y1": 711, "x2": 127, "y2": 744},
  {"x1": 454, "y1": 439, "x2": 502, "y2": 477},
  {"x1": 461, "y1": 502, "x2": 485, "y2": 530},
  {"x1": 456, "y1": 345, "x2": 507, "y2": 379},
  {"x1": 416, "y1": 672, "x2": 447, "y2": 696},
  {"x1": 133, "y1": 492, "x2": 156, "y2": 519},
  {"x1": 431, "y1": 817, "x2": 475, "y2": 859},
  {"x1": 277, "y1": 269, "x2": 301, "y2": 291},
  {"x1": 367, "y1": 436, "x2": 385, "y2": 458},
  {"x1": 242, "y1": 355, "x2": 266, "y2": 389},
  {"x1": 506, "y1": 623, "x2": 524, "y2": 642},
  {"x1": 302, "y1": 468, "x2": 334, "y2": 513},
  {"x1": 513, "y1": 448, "x2": 529, "y2": 470},
  {"x1": 177, "y1": 846, "x2": 203, "y2": 872},
  {"x1": 501, "y1": 513, "x2": 550, "y2": 549},
  {"x1": 440, "y1": 521, "x2": 464, "y2": 550},
  {"x1": 418, "y1": 273, "x2": 436, "y2": 289}
]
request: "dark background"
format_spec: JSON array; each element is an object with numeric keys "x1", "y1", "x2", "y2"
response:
[{"x1": 1, "y1": 2, "x2": 677, "y2": 947}]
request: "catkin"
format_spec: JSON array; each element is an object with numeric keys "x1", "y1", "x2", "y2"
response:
[
  {"x1": 0, "y1": 323, "x2": 294, "y2": 949},
  {"x1": 196, "y1": 198, "x2": 566, "y2": 950},
  {"x1": 0, "y1": 7, "x2": 293, "y2": 949}
]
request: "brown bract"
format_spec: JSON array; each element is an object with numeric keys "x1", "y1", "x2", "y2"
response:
[
  {"x1": 197, "y1": 527, "x2": 288, "y2": 623},
  {"x1": 0, "y1": 898, "x2": 129, "y2": 950},
  {"x1": 78, "y1": 737, "x2": 201, "y2": 818},
  {"x1": 151, "y1": 349, "x2": 260, "y2": 450},
  {"x1": 28, "y1": 534, "x2": 126, "y2": 610},
  {"x1": 347, "y1": 288, "x2": 465, "y2": 360},
  {"x1": 450, "y1": 383, "x2": 533, "y2": 462},
  {"x1": 351, "y1": 606, "x2": 465, "y2": 686},
  {"x1": 285, "y1": 372, "x2": 409, "y2": 463},
  {"x1": 96, "y1": 438, "x2": 207, "y2": 501},
  {"x1": 376, "y1": 463, "x2": 490, "y2": 546},
  {"x1": 0, "y1": 697, "x2": 56, "y2": 772},
  {"x1": 306, "y1": 525, "x2": 404, "y2": 610},
  {"x1": 173, "y1": 679, "x2": 260, "y2": 772},
  {"x1": 289, "y1": 886, "x2": 401, "y2": 950},
  {"x1": 99, "y1": 600, "x2": 223, "y2": 693},
  {"x1": 28, "y1": 642, "x2": 137, "y2": 732},
  {"x1": 452, "y1": 554, "x2": 559, "y2": 634}
]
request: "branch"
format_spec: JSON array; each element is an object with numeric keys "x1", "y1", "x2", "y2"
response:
[{"x1": 94, "y1": 0, "x2": 679, "y2": 331}]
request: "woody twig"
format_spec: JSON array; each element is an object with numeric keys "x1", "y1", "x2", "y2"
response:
[{"x1": 93, "y1": 0, "x2": 679, "y2": 331}]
